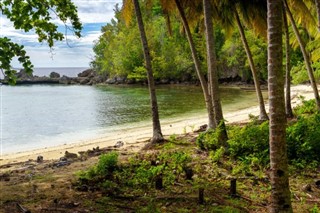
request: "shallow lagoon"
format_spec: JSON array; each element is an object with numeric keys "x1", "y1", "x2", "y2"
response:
[{"x1": 2, "y1": 84, "x2": 266, "y2": 154}]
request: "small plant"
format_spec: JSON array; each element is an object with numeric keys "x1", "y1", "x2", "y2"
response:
[
  {"x1": 293, "y1": 98, "x2": 317, "y2": 116},
  {"x1": 310, "y1": 204, "x2": 320, "y2": 213},
  {"x1": 209, "y1": 147, "x2": 225, "y2": 163}
]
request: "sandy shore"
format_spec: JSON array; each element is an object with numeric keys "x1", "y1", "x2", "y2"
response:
[{"x1": 0, "y1": 84, "x2": 316, "y2": 165}]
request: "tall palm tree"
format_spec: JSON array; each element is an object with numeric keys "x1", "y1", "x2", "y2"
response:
[
  {"x1": 283, "y1": 0, "x2": 320, "y2": 111},
  {"x1": 233, "y1": 8, "x2": 269, "y2": 121},
  {"x1": 267, "y1": 0, "x2": 292, "y2": 212},
  {"x1": 174, "y1": 0, "x2": 216, "y2": 130},
  {"x1": 132, "y1": 0, "x2": 164, "y2": 143},
  {"x1": 283, "y1": 7, "x2": 294, "y2": 118},
  {"x1": 203, "y1": 0, "x2": 228, "y2": 144},
  {"x1": 315, "y1": 0, "x2": 320, "y2": 31},
  {"x1": 211, "y1": 0, "x2": 268, "y2": 121}
]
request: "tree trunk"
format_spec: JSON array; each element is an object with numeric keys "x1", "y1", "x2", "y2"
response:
[
  {"x1": 267, "y1": 0, "x2": 293, "y2": 212},
  {"x1": 203, "y1": 0, "x2": 228, "y2": 144},
  {"x1": 234, "y1": 10, "x2": 269, "y2": 121},
  {"x1": 283, "y1": 0, "x2": 320, "y2": 111},
  {"x1": 132, "y1": 0, "x2": 164, "y2": 143},
  {"x1": 283, "y1": 9, "x2": 294, "y2": 118},
  {"x1": 163, "y1": 9, "x2": 173, "y2": 37},
  {"x1": 316, "y1": 0, "x2": 320, "y2": 32},
  {"x1": 174, "y1": 0, "x2": 215, "y2": 129}
]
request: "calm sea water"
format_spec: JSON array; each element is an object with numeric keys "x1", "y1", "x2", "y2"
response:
[{"x1": 1, "y1": 84, "x2": 264, "y2": 154}]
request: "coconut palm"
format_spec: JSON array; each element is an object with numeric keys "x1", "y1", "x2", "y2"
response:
[
  {"x1": 203, "y1": 0, "x2": 228, "y2": 143},
  {"x1": 267, "y1": 0, "x2": 293, "y2": 211},
  {"x1": 173, "y1": 0, "x2": 216, "y2": 130},
  {"x1": 283, "y1": 0, "x2": 320, "y2": 110},
  {"x1": 316, "y1": 0, "x2": 320, "y2": 31},
  {"x1": 125, "y1": 0, "x2": 164, "y2": 143},
  {"x1": 283, "y1": 7, "x2": 294, "y2": 118},
  {"x1": 233, "y1": 8, "x2": 269, "y2": 121},
  {"x1": 209, "y1": 0, "x2": 269, "y2": 121}
]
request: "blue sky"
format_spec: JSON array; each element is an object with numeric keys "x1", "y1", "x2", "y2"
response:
[{"x1": 0, "y1": 0, "x2": 122, "y2": 68}]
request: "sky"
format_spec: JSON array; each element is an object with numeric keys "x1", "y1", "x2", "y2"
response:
[{"x1": 0, "y1": 0, "x2": 122, "y2": 68}]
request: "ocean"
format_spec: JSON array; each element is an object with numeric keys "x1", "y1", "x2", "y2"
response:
[{"x1": 1, "y1": 82, "x2": 264, "y2": 155}]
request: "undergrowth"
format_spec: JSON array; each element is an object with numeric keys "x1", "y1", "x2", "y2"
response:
[{"x1": 74, "y1": 99, "x2": 320, "y2": 212}]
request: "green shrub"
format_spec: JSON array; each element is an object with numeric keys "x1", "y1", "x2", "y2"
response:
[
  {"x1": 77, "y1": 152, "x2": 119, "y2": 182},
  {"x1": 293, "y1": 98, "x2": 317, "y2": 116},
  {"x1": 227, "y1": 121, "x2": 270, "y2": 166},
  {"x1": 286, "y1": 112, "x2": 320, "y2": 167},
  {"x1": 291, "y1": 61, "x2": 320, "y2": 85},
  {"x1": 196, "y1": 129, "x2": 220, "y2": 151},
  {"x1": 95, "y1": 152, "x2": 119, "y2": 176}
]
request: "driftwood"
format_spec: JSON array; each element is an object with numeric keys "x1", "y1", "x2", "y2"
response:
[{"x1": 16, "y1": 203, "x2": 31, "y2": 213}]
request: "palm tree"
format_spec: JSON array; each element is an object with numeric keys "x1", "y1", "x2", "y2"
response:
[
  {"x1": 267, "y1": 0, "x2": 292, "y2": 212},
  {"x1": 203, "y1": 0, "x2": 228, "y2": 144},
  {"x1": 132, "y1": 0, "x2": 164, "y2": 143},
  {"x1": 283, "y1": 7, "x2": 294, "y2": 118},
  {"x1": 283, "y1": 0, "x2": 320, "y2": 111},
  {"x1": 233, "y1": 8, "x2": 269, "y2": 121},
  {"x1": 210, "y1": 0, "x2": 268, "y2": 121},
  {"x1": 315, "y1": 0, "x2": 320, "y2": 31},
  {"x1": 173, "y1": 0, "x2": 216, "y2": 130}
]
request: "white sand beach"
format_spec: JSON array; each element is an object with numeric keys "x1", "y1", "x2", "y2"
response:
[{"x1": 0, "y1": 84, "x2": 316, "y2": 165}]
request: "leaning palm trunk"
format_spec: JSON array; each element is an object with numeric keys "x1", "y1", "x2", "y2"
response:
[
  {"x1": 174, "y1": 0, "x2": 215, "y2": 129},
  {"x1": 234, "y1": 10, "x2": 269, "y2": 121},
  {"x1": 267, "y1": 0, "x2": 293, "y2": 212},
  {"x1": 316, "y1": 0, "x2": 320, "y2": 31},
  {"x1": 283, "y1": 8, "x2": 294, "y2": 118},
  {"x1": 283, "y1": 0, "x2": 320, "y2": 111},
  {"x1": 132, "y1": 0, "x2": 164, "y2": 143},
  {"x1": 203, "y1": 0, "x2": 228, "y2": 144}
]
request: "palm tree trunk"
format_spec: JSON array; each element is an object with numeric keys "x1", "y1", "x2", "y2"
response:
[
  {"x1": 283, "y1": 0, "x2": 320, "y2": 111},
  {"x1": 163, "y1": 9, "x2": 173, "y2": 37},
  {"x1": 315, "y1": 0, "x2": 320, "y2": 31},
  {"x1": 132, "y1": 0, "x2": 164, "y2": 143},
  {"x1": 267, "y1": 0, "x2": 293, "y2": 212},
  {"x1": 174, "y1": 0, "x2": 215, "y2": 129},
  {"x1": 234, "y1": 10, "x2": 269, "y2": 121},
  {"x1": 283, "y1": 9, "x2": 294, "y2": 118},
  {"x1": 203, "y1": 0, "x2": 228, "y2": 144}
]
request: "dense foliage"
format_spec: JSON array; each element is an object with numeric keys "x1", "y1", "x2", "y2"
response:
[
  {"x1": 196, "y1": 99, "x2": 320, "y2": 170},
  {"x1": 91, "y1": 1, "x2": 319, "y2": 84}
]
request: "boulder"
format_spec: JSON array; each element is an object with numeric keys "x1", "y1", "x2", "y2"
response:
[
  {"x1": 78, "y1": 69, "x2": 95, "y2": 78},
  {"x1": 16, "y1": 69, "x2": 33, "y2": 79},
  {"x1": 59, "y1": 75, "x2": 71, "y2": 84},
  {"x1": 49, "y1": 72, "x2": 60, "y2": 78}
]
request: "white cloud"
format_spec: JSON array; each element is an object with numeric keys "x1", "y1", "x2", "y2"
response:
[
  {"x1": 1, "y1": 0, "x2": 121, "y2": 67},
  {"x1": 73, "y1": 0, "x2": 122, "y2": 23}
]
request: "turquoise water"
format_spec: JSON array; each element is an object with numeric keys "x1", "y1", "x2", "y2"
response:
[{"x1": 1, "y1": 84, "x2": 265, "y2": 154}]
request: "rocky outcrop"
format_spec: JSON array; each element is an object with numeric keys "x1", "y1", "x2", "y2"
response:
[{"x1": 49, "y1": 72, "x2": 60, "y2": 78}]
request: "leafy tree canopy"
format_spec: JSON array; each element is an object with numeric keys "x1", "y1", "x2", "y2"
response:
[{"x1": 0, "y1": 0, "x2": 82, "y2": 84}]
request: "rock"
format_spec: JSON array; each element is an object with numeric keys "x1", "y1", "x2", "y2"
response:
[
  {"x1": 106, "y1": 77, "x2": 117, "y2": 84},
  {"x1": 79, "y1": 77, "x2": 90, "y2": 85},
  {"x1": 114, "y1": 141, "x2": 124, "y2": 148},
  {"x1": 64, "y1": 151, "x2": 78, "y2": 159},
  {"x1": 60, "y1": 157, "x2": 68, "y2": 162},
  {"x1": 16, "y1": 69, "x2": 33, "y2": 79},
  {"x1": 195, "y1": 124, "x2": 208, "y2": 132},
  {"x1": 78, "y1": 69, "x2": 95, "y2": 78},
  {"x1": 302, "y1": 184, "x2": 312, "y2": 192},
  {"x1": 36, "y1": 155, "x2": 44, "y2": 163},
  {"x1": 59, "y1": 75, "x2": 71, "y2": 84},
  {"x1": 49, "y1": 72, "x2": 60, "y2": 78}
]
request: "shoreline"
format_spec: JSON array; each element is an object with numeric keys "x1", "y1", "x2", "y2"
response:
[{"x1": 0, "y1": 84, "x2": 315, "y2": 165}]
